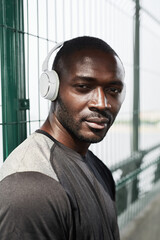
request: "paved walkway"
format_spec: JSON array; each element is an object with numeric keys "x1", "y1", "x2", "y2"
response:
[{"x1": 120, "y1": 193, "x2": 160, "y2": 240}]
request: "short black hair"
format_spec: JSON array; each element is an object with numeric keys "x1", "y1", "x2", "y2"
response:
[{"x1": 52, "y1": 36, "x2": 119, "y2": 76}]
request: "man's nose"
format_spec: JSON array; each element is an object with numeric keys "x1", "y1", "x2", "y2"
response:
[{"x1": 88, "y1": 87, "x2": 111, "y2": 111}]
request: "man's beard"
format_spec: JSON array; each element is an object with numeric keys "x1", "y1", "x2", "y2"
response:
[{"x1": 55, "y1": 96, "x2": 113, "y2": 143}]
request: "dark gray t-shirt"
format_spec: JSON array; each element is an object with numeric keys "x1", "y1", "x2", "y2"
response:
[{"x1": 0, "y1": 130, "x2": 120, "y2": 240}]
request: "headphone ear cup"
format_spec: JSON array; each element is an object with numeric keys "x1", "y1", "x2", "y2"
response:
[{"x1": 40, "y1": 70, "x2": 59, "y2": 101}]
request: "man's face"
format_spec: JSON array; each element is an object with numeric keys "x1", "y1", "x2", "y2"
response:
[{"x1": 54, "y1": 49, "x2": 125, "y2": 144}]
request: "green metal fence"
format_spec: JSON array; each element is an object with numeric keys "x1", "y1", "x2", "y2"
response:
[
  {"x1": 0, "y1": 0, "x2": 160, "y2": 232},
  {"x1": 115, "y1": 144, "x2": 160, "y2": 229},
  {"x1": 0, "y1": 0, "x2": 27, "y2": 159}
]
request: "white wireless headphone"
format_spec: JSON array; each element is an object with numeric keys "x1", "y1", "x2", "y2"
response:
[{"x1": 40, "y1": 42, "x2": 64, "y2": 101}]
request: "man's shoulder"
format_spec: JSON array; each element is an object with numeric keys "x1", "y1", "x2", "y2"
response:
[
  {"x1": 0, "y1": 132, "x2": 58, "y2": 182},
  {"x1": 0, "y1": 171, "x2": 72, "y2": 239},
  {"x1": 0, "y1": 171, "x2": 69, "y2": 207}
]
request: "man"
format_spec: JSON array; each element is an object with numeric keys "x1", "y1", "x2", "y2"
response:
[{"x1": 0, "y1": 36, "x2": 125, "y2": 239}]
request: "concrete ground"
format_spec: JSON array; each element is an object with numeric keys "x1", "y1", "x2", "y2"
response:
[{"x1": 120, "y1": 193, "x2": 160, "y2": 240}]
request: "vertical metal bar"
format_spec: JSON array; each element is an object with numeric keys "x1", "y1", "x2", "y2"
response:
[
  {"x1": 37, "y1": 0, "x2": 40, "y2": 127},
  {"x1": 46, "y1": 0, "x2": 49, "y2": 46},
  {"x1": 132, "y1": 0, "x2": 140, "y2": 152},
  {"x1": 0, "y1": 0, "x2": 7, "y2": 159},
  {"x1": 82, "y1": 0, "x2": 85, "y2": 34},
  {"x1": 16, "y1": 0, "x2": 27, "y2": 144},
  {"x1": 0, "y1": 0, "x2": 27, "y2": 160},
  {"x1": 70, "y1": 0, "x2": 73, "y2": 37},
  {"x1": 62, "y1": 0, "x2": 65, "y2": 40},
  {"x1": 77, "y1": 0, "x2": 80, "y2": 35},
  {"x1": 54, "y1": 0, "x2": 57, "y2": 42},
  {"x1": 125, "y1": 0, "x2": 141, "y2": 207},
  {"x1": 27, "y1": 0, "x2": 31, "y2": 134}
]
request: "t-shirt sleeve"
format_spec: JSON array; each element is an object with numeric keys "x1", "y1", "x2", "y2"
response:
[{"x1": 0, "y1": 172, "x2": 73, "y2": 240}]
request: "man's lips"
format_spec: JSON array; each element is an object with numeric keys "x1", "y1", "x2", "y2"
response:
[{"x1": 85, "y1": 117, "x2": 109, "y2": 130}]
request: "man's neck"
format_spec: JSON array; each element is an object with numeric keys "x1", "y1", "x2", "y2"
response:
[{"x1": 40, "y1": 114, "x2": 90, "y2": 156}]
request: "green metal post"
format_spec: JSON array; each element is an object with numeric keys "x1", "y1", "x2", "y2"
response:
[
  {"x1": 126, "y1": 0, "x2": 141, "y2": 205},
  {"x1": 0, "y1": 0, "x2": 27, "y2": 161},
  {"x1": 132, "y1": 0, "x2": 140, "y2": 152}
]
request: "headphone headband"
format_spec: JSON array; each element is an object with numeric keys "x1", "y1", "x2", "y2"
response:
[{"x1": 42, "y1": 42, "x2": 64, "y2": 72}]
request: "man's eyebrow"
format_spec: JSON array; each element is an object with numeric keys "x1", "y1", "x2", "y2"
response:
[
  {"x1": 72, "y1": 76, "x2": 97, "y2": 82},
  {"x1": 73, "y1": 76, "x2": 124, "y2": 86},
  {"x1": 108, "y1": 80, "x2": 124, "y2": 87}
]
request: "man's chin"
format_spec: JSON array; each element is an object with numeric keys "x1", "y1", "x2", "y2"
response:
[
  {"x1": 87, "y1": 136, "x2": 105, "y2": 144},
  {"x1": 86, "y1": 128, "x2": 109, "y2": 143},
  {"x1": 76, "y1": 131, "x2": 107, "y2": 144}
]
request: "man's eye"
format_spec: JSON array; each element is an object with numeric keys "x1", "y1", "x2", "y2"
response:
[
  {"x1": 106, "y1": 88, "x2": 122, "y2": 95},
  {"x1": 111, "y1": 88, "x2": 119, "y2": 93},
  {"x1": 78, "y1": 85, "x2": 87, "y2": 88},
  {"x1": 76, "y1": 84, "x2": 91, "y2": 89}
]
